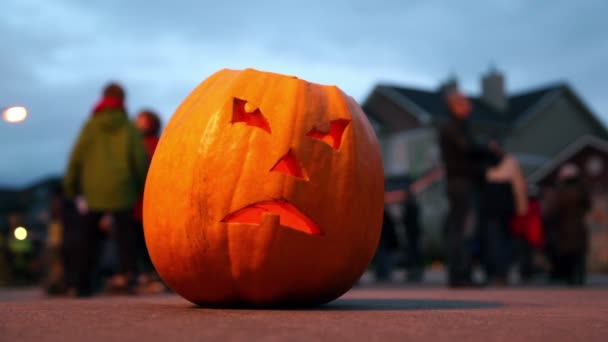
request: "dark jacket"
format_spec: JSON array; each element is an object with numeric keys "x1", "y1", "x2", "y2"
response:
[
  {"x1": 64, "y1": 110, "x2": 149, "y2": 211},
  {"x1": 480, "y1": 182, "x2": 515, "y2": 222},
  {"x1": 438, "y1": 118, "x2": 494, "y2": 182},
  {"x1": 549, "y1": 178, "x2": 591, "y2": 254}
]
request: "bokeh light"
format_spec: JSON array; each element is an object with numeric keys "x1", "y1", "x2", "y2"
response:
[
  {"x1": 2, "y1": 106, "x2": 28, "y2": 123},
  {"x1": 14, "y1": 226, "x2": 28, "y2": 240}
]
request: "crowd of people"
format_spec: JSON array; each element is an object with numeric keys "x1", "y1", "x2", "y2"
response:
[
  {"x1": 373, "y1": 89, "x2": 592, "y2": 287},
  {"x1": 440, "y1": 90, "x2": 591, "y2": 287},
  {"x1": 46, "y1": 82, "x2": 164, "y2": 297}
]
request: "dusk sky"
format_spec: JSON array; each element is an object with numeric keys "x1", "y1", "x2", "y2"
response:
[{"x1": 1, "y1": 0, "x2": 607, "y2": 187}]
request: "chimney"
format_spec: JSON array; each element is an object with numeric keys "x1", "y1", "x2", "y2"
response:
[
  {"x1": 481, "y1": 66, "x2": 507, "y2": 112},
  {"x1": 438, "y1": 75, "x2": 459, "y2": 94}
]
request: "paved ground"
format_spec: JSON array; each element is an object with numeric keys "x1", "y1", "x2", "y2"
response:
[{"x1": 2, "y1": 271, "x2": 608, "y2": 342}]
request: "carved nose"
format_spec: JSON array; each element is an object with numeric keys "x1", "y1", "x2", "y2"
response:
[{"x1": 270, "y1": 149, "x2": 309, "y2": 180}]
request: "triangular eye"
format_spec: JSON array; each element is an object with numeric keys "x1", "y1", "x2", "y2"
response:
[
  {"x1": 232, "y1": 98, "x2": 271, "y2": 133},
  {"x1": 306, "y1": 119, "x2": 350, "y2": 150}
]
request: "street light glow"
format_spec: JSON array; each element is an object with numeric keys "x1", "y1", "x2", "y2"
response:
[
  {"x1": 2, "y1": 106, "x2": 28, "y2": 123},
  {"x1": 14, "y1": 226, "x2": 28, "y2": 240}
]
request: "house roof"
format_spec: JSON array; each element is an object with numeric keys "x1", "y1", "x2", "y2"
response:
[
  {"x1": 528, "y1": 134, "x2": 608, "y2": 183},
  {"x1": 0, "y1": 188, "x2": 23, "y2": 214},
  {"x1": 366, "y1": 82, "x2": 564, "y2": 130},
  {"x1": 0, "y1": 176, "x2": 61, "y2": 215}
]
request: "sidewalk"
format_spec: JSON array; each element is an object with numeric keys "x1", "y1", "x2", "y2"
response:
[{"x1": 2, "y1": 269, "x2": 608, "y2": 341}]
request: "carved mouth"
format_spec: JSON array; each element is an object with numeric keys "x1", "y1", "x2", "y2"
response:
[{"x1": 221, "y1": 199, "x2": 321, "y2": 235}]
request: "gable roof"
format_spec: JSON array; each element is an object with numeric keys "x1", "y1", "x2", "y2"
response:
[
  {"x1": 0, "y1": 188, "x2": 23, "y2": 214},
  {"x1": 362, "y1": 86, "x2": 431, "y2": 132},
  {"x1": 0, "y1": 176, "x2": 61, "y2": 215},
  {"x1": 528, "y1": 134, "x2": 608, "y2": 183},
  {"x1": 365, "y1": 82, "x2": 565, "y2": 131},
  {"x1": 510, "y1": 85, "x2": 608, "y2": 138}
]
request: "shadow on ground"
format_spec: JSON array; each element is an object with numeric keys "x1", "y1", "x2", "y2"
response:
[
  {"x1": 192, "y1": 298, "x2": 503, "y2": 311},
  {"x1": 318, "y1": 298, "x2": 503, "y2": 311}
]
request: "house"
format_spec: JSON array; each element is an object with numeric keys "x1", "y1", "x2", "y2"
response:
[
  {"x1": 0, "y1": 176, "x2": 61, "y2": 239},
  {"x1": 364, "y1": 68, "x2": 608, "y2": 177}
]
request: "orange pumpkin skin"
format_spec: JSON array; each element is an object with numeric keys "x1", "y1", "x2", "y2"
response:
[{"x1": 144, "y1": 68, "x2": 384, "y2": 307}]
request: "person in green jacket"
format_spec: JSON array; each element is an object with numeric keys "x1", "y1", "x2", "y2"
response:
[{"x1": 64, "y1": 82, "x2": 148, "y2": 296}]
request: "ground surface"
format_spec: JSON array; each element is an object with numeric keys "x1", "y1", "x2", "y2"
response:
[{"x1": 2, "y1": 271, "x2": 608, "y2": 341}]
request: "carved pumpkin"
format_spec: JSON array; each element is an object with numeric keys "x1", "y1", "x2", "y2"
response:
[{"x1": 143, "y1": 68, "x2": 384, "y2": 307}]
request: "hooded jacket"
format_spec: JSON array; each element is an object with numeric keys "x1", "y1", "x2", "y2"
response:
[{"x1": 64, "y1": 109, "x2": 149, "y2": 211}]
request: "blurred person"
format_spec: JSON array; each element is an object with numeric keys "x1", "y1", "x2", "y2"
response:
[
  {"x1": 60, "y1": 192, "x2": 82, "y2": 295},
  {"x1": 545, "y1": 164, "x2": 591, "y2": 286},
  {"x1": 132, "y1": 109, "x2": 165, "y2": 293},
  {"x1": 0, "y1": 225, "x2": 11, "y2": 285},
  {"x1": 63, "y1": 82, "x2": 149, "y2": 296},
  {"x1": 402, "y1": 186, "x2": 423, "y2": 282},
  {"x1": 373, "y1": 209, "x2": 399, "y2": 282},
  {"x1": 134, "y1": 110, "x2": 162, "y2": 156},
  {"x1": 511, "y1": 185, "x2": 545, "y2": 283},
  {"x1": 479, "y1": 140, "x2": 527, "y2": 286},
  {"x1": 438, "y1": 90, "x2": 494, "y2": 288},
  {"x1": 44, "y1": 186, "x2": 67, "y2": 294},
  {"x1": 44, "y1": 186, "x2": 87, "y2": 295}
]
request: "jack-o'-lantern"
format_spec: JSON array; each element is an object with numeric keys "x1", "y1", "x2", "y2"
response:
[{"x1": 143, "y1": 68, "x2": 384, "y2": 307}]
